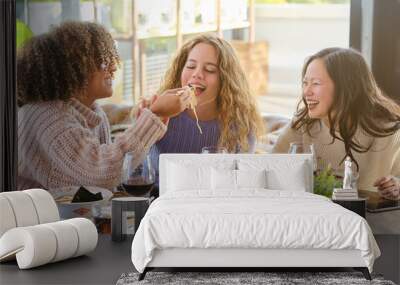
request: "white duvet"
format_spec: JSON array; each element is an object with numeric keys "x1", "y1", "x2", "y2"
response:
[{"x1": 131, "y1": 190, "x2": 380, "y2": 273}]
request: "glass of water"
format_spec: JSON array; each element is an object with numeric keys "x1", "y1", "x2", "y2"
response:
[
  {"x1": 288, "y1": 142, "x2": 317, "y2": 172},
  {"x1": 201, "y1": 146, "x2": 228, "y2": 154}
]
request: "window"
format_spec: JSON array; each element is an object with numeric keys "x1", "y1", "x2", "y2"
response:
[{"x1": 254, "y1": 0, "x2": 350, "y2": 116}]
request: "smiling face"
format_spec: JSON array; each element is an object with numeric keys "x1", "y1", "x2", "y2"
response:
[
  {"x1": 86, "y1": 62, "x2": 116, "y2": 102},
  {"x1": 302, "y1": 58, "x2": 335, "y2": 120},
  {"x1": 180, "y1": 42, "x2": 221, "y2": 106}
]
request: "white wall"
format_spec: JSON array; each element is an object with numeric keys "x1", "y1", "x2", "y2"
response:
[
  {"x1": 255, "y1": 4, "x2": 350, "y2": 96},
  {"x1": 27, "y1": 2, "x2": 95, "y2": 35}
]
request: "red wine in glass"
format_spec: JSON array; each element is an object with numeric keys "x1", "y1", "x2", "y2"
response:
[
  {"x1": 122, "y1": 183, "x2": 154, "y2": 197},
  {"x1": 122, "y1": 153, "x2": 155, "y2": 197}
]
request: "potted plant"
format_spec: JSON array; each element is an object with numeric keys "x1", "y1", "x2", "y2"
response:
[{"x1": 314, "y1": 165, "x2": 342, "y2": 198}]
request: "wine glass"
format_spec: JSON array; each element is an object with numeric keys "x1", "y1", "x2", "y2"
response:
[
  {"x1": 122, "y1": 152, "x2": 155, "y2": 197},
  {"x1": 288, "y1": 142, "x2": 318, "y2": 173},
  {"x1": 288, "y1": 142, "x2": 313, "y2": 154},
  {"x1": 201, "y1": 146, "x2": 228, "y2": 154}
]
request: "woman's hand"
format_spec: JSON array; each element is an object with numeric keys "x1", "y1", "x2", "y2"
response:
[
  {"x1": 149, "y1": 88, "x2": 191, "y2": 118},
  {"x1": 373, "y1": 175, "x2": 400, "y2": 201},
  {"x1": 136, "y1": 95, "x2": 156, "y2": 119}
]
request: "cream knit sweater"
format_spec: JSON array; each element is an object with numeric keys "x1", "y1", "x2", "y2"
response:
[
  {"x1": 18, "y1": 99, "x2": 166, "y2": 195},
  {"x1": 272, "y1": 121, "x2": 400, "y2": 192}
]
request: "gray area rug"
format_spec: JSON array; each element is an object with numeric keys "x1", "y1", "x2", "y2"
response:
[{"x1": 116, "y1": 271, "x2": 396, "y2": 285}]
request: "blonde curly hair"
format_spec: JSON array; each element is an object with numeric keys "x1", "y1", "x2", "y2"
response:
[{"x1": 158, "y1": 34, "x2": 264, "y2": 152}]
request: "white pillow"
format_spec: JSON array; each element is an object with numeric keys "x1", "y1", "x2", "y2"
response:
[
  {"x1": 238, "y1": 159, "x2": 308, "y2": 192},
  {"x1": 236, "y1": 169, "x2": 268, "y2": 189},
  {"x1": 212, "y1": 168, "x2": 237, "y2": 190},
  {"x1": 167, "y1": 162, "x2": 212, "y2": 191},
  {"x1": 211, "y1": 169, "x2": 268, "y2": 190},
  {"x1": 266, "y1": 162, "x2": 307, "y2": 191}
]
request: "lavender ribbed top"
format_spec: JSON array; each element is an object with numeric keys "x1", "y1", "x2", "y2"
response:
[{"x1": 148, "y1": 110, "x2": 255, "y2": 185}]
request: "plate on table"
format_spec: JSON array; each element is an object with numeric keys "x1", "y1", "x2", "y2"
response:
[{"x1": 54, "y1": 186, "x2": 112, "y2": 220}]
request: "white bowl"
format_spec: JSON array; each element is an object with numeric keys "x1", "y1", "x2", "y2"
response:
[
  {"x1": 54, "y1": 186, "x2": 112, "y2": 220},
  {"x1": 57, "y1": 200, "x2": 107, "y2": 220}
]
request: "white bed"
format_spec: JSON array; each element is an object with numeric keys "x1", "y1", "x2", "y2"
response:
[{"x1": 131, "y1": 154, "x2": 380, "y2": 280}]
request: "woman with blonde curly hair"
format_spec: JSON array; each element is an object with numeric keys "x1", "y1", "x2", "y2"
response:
[
  {"x1": 147, "y1": 33, "x2": 264, "y2": 187},
  {"x1": 273, "y1": 48, "x2": 400, "y2": 200},
  {"x1": 17, "y1": 21, "x2": 190, "y2": 196}
]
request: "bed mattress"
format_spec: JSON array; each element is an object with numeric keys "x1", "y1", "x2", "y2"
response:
[{"x1": 131, "y1": 190, "x2": 380, "y2": 273}]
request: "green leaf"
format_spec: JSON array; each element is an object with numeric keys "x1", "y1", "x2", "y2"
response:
[
  {"x1": 313, "y1": 166, "x2": 342, "y2": 198},
  {"x1": 16, "y1": 19, "x2": 33, "y2": 49}
]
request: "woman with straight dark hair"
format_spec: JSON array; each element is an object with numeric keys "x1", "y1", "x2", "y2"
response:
[{"x1": 273, "y1": 47, "x2": 400, "y2": 200}]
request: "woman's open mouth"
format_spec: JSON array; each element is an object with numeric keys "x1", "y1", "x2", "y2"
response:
[
  {"x1": 104, "y1": 78, "x2": 112, "y2": 88},
  {"x1": 188, "y1": 83, "x2": 206, "y2": 96},
  {"x1": 306, "y1": 99, "x2": 319, "y2": 110}
]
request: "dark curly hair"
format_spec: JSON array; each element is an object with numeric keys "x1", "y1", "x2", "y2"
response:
[
  {"x1": 17, "y1": 21, "x2": 120, "y2": 106},
  {"x1": 293, "y1": 47, "x2": 400, "y2": 170}
]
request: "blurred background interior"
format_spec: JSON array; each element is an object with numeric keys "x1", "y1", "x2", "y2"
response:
[
  {"x1": 15, "y1": 0, "x2": 400, "y2": 136},
  {"x1": 7, "y1": 2, "x2": 400, "y2": 283}
]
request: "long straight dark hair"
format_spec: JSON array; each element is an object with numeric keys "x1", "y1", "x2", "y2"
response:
[{"x1": 292, "y1": 48, "x2": 400, "y2": 169}]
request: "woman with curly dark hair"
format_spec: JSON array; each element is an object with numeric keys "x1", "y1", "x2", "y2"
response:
[
  {"x1": 17, "y1": 21, "x2": 191, "y2": 196},
  {"x1": 273, "y1": 48, "x2": 400, "y2": 200}
]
